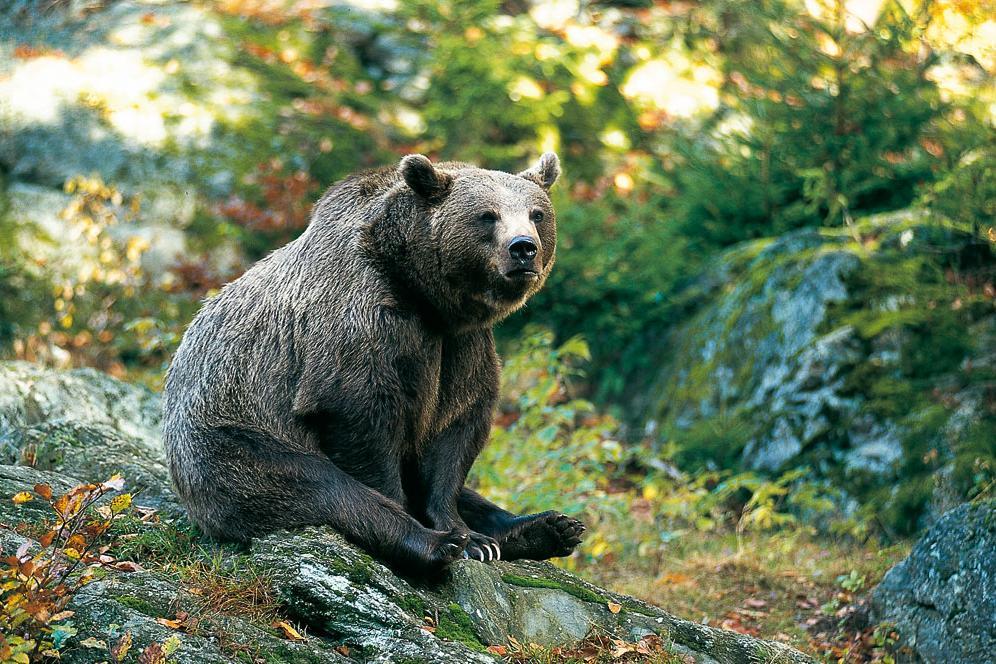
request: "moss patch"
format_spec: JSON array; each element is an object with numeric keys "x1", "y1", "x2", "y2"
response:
[
  {"x1": 435, "y1": 602, "x2": 487, "y2": 653},
  {"x1": 395, "y1": 593, "x2": 426, "y2": 617},
  {"x1": 501, "y1": 573, "x2": 605, "y2": 604},
  {"x1": 115, "y1": 594, "x2": 158, "y2": 616}
]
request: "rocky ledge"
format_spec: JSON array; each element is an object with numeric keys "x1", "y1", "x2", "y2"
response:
[{"x1": 0, "y1": 362, "x2": 812, "y2": 663}]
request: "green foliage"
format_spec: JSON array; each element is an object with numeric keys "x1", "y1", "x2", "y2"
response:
[
  {"x1": 477, "y1": 330, "x2": 840, "y2": 566},
  {"x1": 668, "y1": 0, "x2": 949, "y2": 245}
]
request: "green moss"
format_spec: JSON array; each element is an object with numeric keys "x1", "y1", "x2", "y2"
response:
[
  {"x1": 395, "y1": 593, "x2": 426, "y2": 617},
  {"x1": 115, "y1": 595, "x2": 158, "y2": 616},
  {"x1": 435, "y1": 602, "x2": 486, "y2": 653},
  {"x1": 322, "y1": 552, "x2": 375, "y2": 585},
  {"x1": 501, "y1": 573, "x2": 605, "y2": 604}
]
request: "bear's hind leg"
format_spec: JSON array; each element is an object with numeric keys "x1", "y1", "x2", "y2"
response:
[
  {"x1": 456, "y1": 488, "x2": 585, "y2": 561},
  {"x1": 173, "y1": 426, "x2": 468, "y2": 573}
]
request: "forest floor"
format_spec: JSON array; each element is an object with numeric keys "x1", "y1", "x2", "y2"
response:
[{"x1": 579, "y1": 531, "x2": 911, "y2": 662}]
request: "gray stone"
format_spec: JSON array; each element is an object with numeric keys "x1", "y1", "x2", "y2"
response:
[{"x1": 871, "y1": 500, "x2": 996, "y2": 664}]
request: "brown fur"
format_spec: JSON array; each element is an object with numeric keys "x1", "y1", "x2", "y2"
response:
[{"x1": 162, "y1": 154, "x2": 584, "y2": 573}]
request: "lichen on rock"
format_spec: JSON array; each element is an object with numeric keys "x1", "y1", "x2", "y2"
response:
[{"x1": 871, "y1": 499, "x2": 996, "y2": 664}]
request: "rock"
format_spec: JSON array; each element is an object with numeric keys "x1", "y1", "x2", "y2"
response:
[
  {"x1": 635, "y1": 212, "x2": 995, "y2": 532},
  {"x1": 0, "y1": 361, "x2": 814, "y2": 662},
  {"x1": 871, "y1": 500, "x2": 996, "y2": 664}
]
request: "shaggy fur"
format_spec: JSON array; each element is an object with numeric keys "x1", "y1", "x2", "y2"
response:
[{"x1": 163, "y1": 153, "x2": 584, "y2": 573}]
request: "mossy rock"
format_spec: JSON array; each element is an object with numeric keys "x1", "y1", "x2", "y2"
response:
[
  {"x1": 0, "y1": 362, "x2": 813, "y2": 662},
  {"x1": 637, "y1": 211, "x2": 995, "y2": 533}
]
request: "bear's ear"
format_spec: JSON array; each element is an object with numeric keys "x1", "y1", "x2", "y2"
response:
[
  {"x1": 517, "y1": 152, "x2": 560, "y2": 190},
  {"x1": 399, "y1": 154, "x2": 452, "y2": 204}
]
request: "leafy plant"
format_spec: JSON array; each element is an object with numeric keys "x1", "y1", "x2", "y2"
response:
[{"x1": 0, "y1": 477, "x2": 132, "y2": 662}]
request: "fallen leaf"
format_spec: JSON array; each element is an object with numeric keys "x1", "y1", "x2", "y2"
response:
[
  {"x1": 110, "y1": 631, "x2": 132, "y2": 662},
  {"x1": 486, "y1": 645, "x2": 507, "y2": 656},
  {"x1": 607, "y1": 601, "x2": 622, "y2": 614},
  {"x1": 138, "y1": 643, "x2": 166, "y2": 664},
  {"x1": 33, "y1": 484, "x2": 53, "y2": 500},
  {"x1": 103, "y1": 476, "x2": 126, "y2": 492},
  {"x1": 273, "y1": 620, "x2": 305, "y2": 641},
  {"x1": 658, "y1": 571, "x2": 693, "y2": 585},
  {"x1": 79, "y1": 637, "x2": 108, "y2": 649},
  {"x1": 744, "y1": 598, "x2": 767, "y2": 609},
  {"x1": 12, "y1": 491, "x2": 33, "y2": 504},
  {"x1": 156, "y1": 617, "x2": 183, "y2": 630},
  {"x1": 114, "y1": 561, "x2": 145, "y2": 572}
]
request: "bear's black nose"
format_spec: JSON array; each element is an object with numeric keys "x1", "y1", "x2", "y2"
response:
[{"x1": 508, "y1": 236, "x2": 538, "y2": 262}]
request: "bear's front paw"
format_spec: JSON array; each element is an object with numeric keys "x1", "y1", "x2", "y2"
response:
[
  {"x1": 462, "y1": 531, "x2": 500, "y2": 562},
  {"x1": 429, "y1": 528, "x2": 470, "y2": 566}
]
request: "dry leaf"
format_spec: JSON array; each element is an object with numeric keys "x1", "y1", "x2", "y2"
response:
[
  {"x1": 273, "y1": 620, "x2": 306, "y2": 641},
  {"x1": 486, "y1": 645, "x2": 507, "y2": 655},
  {"x1": 33, "y1": 484, "x2": 53, "y2": 500},
  {"x1": 607, "y1": 601, "x2": 622, "y2": 614},
  {"x1": 156, "y1": 617, "x2": 183, "y2": 630},
  {"x1": 138, "y1": 642, "x2": 166, "y2": 664},
  {"x1": 110, "y1": 494, "x2": 132, "y2": 514},
  {"x1": 114, "y1": 561, "x2": 145, "y2": 572},
  {"x1": 12, "y1": 491, "x2": 33, "y2": 504},
  {"x1": 744, "y1": 598, "x2": 767, "y2": 609},
  {"x1": 110, "y1": 631, "x2": 133, "y2": 663}
]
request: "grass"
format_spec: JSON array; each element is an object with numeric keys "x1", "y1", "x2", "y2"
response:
[
  {"x1": 500, "y1": 633, "x2": 691, "y2": 663},
  {"x1": 109, "y1": 513, "x2": 283, "y2": 628},
  {"x1": 578, "y1": 529, "x2": 910, "y2": 660}
]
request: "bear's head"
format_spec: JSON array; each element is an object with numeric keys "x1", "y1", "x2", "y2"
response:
[{"x1": 374, "y1": 153, "x2": 560, "y2": 331}]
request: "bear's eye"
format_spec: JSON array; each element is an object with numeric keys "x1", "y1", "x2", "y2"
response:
[
  {"x1": 530, "y1": 209, "x2": 545, "y2": 224},
  {"x1": 478, "y1": 211, "x2": 499, "y2": 224}
]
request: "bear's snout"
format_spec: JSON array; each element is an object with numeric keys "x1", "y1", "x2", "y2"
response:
[
  {"x1": 504, "y1": 235, "x2": 541, "y2": 282},
  {"x1": 508, "y1": 236, "x2": 538, "y2": 262}
]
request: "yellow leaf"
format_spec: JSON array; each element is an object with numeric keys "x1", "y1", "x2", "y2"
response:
[
  {"x1": 273, "y1": 620, "x2": 305, "y2": 641},
  {"x1": 11, "y1": 492, "x2": 32, "y2": 504},
  {"x1": 607, "y1": 601, "x2": 622, "y2": 614},
  {"x1": 110, "y1": 494, "x2": 132, "y2": 514}
]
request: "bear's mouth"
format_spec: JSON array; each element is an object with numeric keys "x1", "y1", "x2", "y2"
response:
[{"x1": 504, "y1": 268, "x2": 539, "y2": 281}]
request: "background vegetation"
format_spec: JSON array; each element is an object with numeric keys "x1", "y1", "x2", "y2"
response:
[{"x1": 1, "y1": 0, "x2": 993, "y2": 660}]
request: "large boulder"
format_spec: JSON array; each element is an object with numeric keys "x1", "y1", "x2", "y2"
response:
[
  {"x1": 871, "y1": 500, "x2": 996, "y2": 664},
  {"x1": 635, "y1": 211, "x2": 995, "y2": 532},
  {"x1": 0, "y1": 361, "x2": 813, "y2": 663}
]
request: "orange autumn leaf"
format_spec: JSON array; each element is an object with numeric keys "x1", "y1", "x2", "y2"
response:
[
  {"x1": 33, "y1": 484, "x2": 53, "y2": 500},
  {"x1": 607, "y1": 601, "x2": 622, "y2": 614},
  {"x1": 155, "y1": 617, "x2": 183, "y2": 630},
  {"x1": 273, "y1": 620, "x2": 306, "y2": 641}
]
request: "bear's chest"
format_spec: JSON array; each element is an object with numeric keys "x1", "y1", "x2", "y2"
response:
[{"x1": 395, "y1": 337, "x2": 490, "y2": 446}]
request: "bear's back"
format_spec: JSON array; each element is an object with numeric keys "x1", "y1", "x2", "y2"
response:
[{"x1": 163, "y1": 168, "x2": 399, "y2": 435}]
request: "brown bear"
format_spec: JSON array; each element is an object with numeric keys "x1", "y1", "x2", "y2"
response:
[{"x1": 162, "y1": 153, "x2": 585, "y2": 573}]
